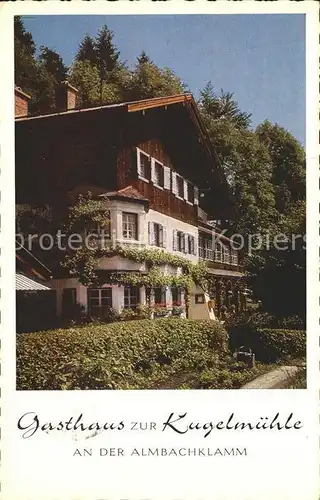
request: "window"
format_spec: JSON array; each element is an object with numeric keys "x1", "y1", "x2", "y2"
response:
[
  {"x1": 154, "y1": 161, "x2": 164, "y2": 187},
  {"x1": 176, "y1": 175, "x2": 184, "y2": 198},
  {"x1": 154, "y1": 287, "x2": 166, "y2": 306},
  {"x1": 171, "y1": 287, "x2": 182, "y2": 306},
  {"x1": 154, "y1": 223, "x2": 164, "y2": 247},
  {"x1": 88, "y1": 288, "x2": 112, "y2": 317},
  {"x1": 177, "y1": 231, "x2": 185, "y2": 252},
  {"x1": 85, "y1": 211, "x2": 111, "y2": 240},
  {"x1": 187, "y1": 183, "x2": 194, "y2": 204},
  {"x1": 137, "y1": 150, "x2": 151, "y2": 180},
  {"x1": 122, "y1": 212, "x2": 138, "y2": 240},
  {"x1": 124, "y1": 286, "x2": 140, "y2": 309},
  {"x1": 187, "y1": 235, "x2": 195, "y2": 255}
]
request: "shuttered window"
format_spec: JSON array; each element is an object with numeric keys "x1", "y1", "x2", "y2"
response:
[
  {"x1": 154, "y1": 160, "x2": 164, "y2": 187},
  {"x1": 176, "y1": 175, "x2": 184, "y2": 198},
  {"x1": 187, "y1": 183, "x2": 194, "y2": 204},
  {"x1": 187, "y1": 234, "x2": 196, "y2": 255},
  {"x1": 148, "y1": 222, "x2": 165, "y2": 248},
  {"x1": 163, "y1": 166, "x2": 171, "y2": 190},
  {"x1": 137, "y1": 149, "x2": 151, "y2": 180}
]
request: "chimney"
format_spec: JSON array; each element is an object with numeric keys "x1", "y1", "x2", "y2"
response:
[
  {"x1": 15, "y1": 86, "x2": 31, "y2": 118},
  {"x1": 56, "y1": 81, "x2": 78, "y2": 112}
]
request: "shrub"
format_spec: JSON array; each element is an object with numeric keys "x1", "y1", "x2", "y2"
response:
[
  {"x1": 16, "y1": 318, "x2": 228, "y2": 390},
  {"x1": 229, "y1": 327, "x2": 306, "y2": 363}
]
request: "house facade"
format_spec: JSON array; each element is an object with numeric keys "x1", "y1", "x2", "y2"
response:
[{"x1": 15, "y1": 83, "x2": 244, "y2": 322}]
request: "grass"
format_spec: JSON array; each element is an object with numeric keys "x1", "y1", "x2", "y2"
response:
[
  {"x1": 150, "y1": 358, "x2": 275, "y2": 390},
  {"x1": 284, "y1": 366, "x2": 307, "y2": 389}
]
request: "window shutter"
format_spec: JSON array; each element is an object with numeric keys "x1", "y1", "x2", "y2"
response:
[
  {"x1": 162, "y1": 225, "x2": 167, "y2": 248},
  {"x1": 159, "y1": 224, "x2": 164, "y2": 247},
  {"x1": 136, "y1": 148, "x2": 141, "y2": 176},
  {"x1": 182, "y1": 233, "x2": 187, "y2": 253},
  {"x1": 164, "y1": 166, "x2": 171, "y2": 190},
  {"x1": 148, "y1": 221, "x2": 151, "y2": 244},
  {"x1": 172, "y1": 230, "x2": 177, "y2": 251},
  {"x1": 183, "y1": 180, "x2": 188, "y2": 200},
  {"x1": 150, "y1": 222, "x2": 155, "y2": 245},
  {"x1": 194, "y1": 186, "x2": 199, "y2": 205},
  {"x1": 193, "y1": 236, "x2": 197, "y2": 255},
  {"x1": 172, "y1": 172, "x2": 177, "y2": 195},
  {"x1": 151, "y1": 158, "x2": 156, "y2": 184}
]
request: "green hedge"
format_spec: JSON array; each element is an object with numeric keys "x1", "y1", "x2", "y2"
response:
[
  {"x1": 229, "y1": 327, "x2": 306, "y2": 363},
  {"x1": 16, "y1": 319, "x2": 228, "y2": 390}
]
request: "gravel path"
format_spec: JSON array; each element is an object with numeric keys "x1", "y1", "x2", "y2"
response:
[{"x1": 241, "y1": 366, "x2": 300, "y2": 389}]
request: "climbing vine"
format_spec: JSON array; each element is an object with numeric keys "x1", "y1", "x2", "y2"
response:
[{"x1": 62, "y1": 196, "x2": 209, "y2": 292}]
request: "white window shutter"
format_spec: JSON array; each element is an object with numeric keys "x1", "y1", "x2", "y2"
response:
[
  {"x1": 193, "y1": 236, "x2": 197, "y2": 255},
  {"x1": 164, "y1": 166, "x2": 171, "y2": 190},
  {"x1": 162, "y1": 225, "x2": 167, "y2": 248},
  {"x1": 183, "y1": 180, "x2": 188, "y2": 200},
  {"x1": 151, "y1": 158, "x2": 156, "y2": 184},
  {"x1": 172, "y1": 172, "x2": 177, "y2": 195},
  {"x1": 136, "y1": 148, "x2": 141, "y2": 176},
  {"x1": 194, "y1": 186, "x2": 199, "y2": 205},
  {"x1": 148, "y1": 221, "x2": 151, "y2": 244},
  {"x1": 172, "y1": 230, "x2": 177, "y2": 251},
  {"x1": 150, "y1": 222, "x2": 155, "y2": 245},
  {"x1": 184, "y1": 234, "x2": 189, "y2": 254}
]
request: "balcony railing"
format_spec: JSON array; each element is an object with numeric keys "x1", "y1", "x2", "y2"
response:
[{"x1": 199, "y1": 247, "x2": 239, "y2": 266}]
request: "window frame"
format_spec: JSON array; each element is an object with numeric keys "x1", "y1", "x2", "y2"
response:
[
  {"x1": 137, "y1": 148, "x2": 151, "y2": 182},
  {"x1": 122, "y1": 212, "x2": 138, "y2": 240},
  {"x1": 176, "y1": 174, "x2": 184, "y2": 199},
  {"x1": 124, "y1": 286, "x2": 140, "y2": 309},
  {"x1": 153, "y1": 159, "x2": 165, "y2": 188},
  {"x1": 177, "y1": 230, "x2": 185, "y2": 253},
  {"x1": 88, "y1": 288, "x2": 113, "y2": 316},
  {"x1": 187, "y1": 182, "x2": 195, "y2": 204},
  {"x1": 153, "y1": 222, "x2": 164, "y2": 247}
]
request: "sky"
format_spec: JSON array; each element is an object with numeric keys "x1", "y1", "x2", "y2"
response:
[{"x1": 22, "y1": 14, "x2": 306, "y2": 146}]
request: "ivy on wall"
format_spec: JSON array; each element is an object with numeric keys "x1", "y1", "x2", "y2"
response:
[{"x1": 62, "y1": 196, "x2": 209, "y2": 292}]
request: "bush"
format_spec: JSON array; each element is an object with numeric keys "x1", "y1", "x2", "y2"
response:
[
  {"x1": 16, "y1": 318, "x2": 228, "y2": 390},
  {"x1": 229, "y1": 327, "x2": 306, "y2": 363}
]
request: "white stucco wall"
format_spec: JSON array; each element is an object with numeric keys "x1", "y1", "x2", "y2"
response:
[{"x1": 145, "y1": 209, "x2": 199, "y2": 263}]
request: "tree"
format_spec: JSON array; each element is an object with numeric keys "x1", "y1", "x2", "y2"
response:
[
  {"x1": 75, "y1": 34, "x2": 98, "y2": 66},
  {"x1": 14, "y1": 16, "x2": 37, "y2": 94},
  {"x1": 124, "y1": 55, "x2": 186, "y2": 101},
  {"x1": 38, "y1": 46, "x2": 68, "y2": 83},
  {"x1": 199, "y1": 84, "x2": 276, "y2": 237},
  {"x1": 137, "y1": 50, "x2": 152, "y2": 65},
  {"x1": 256, "y1": 121, "x2": 305, "y2": 216},
  {"x1": 199, "y1": 82, "x2": 252, "y2": 130},
  {"x1": 15, "y1": 17, "x2": 69, "y2": 115},
  {"x1": 95, "y1": 25, "x2": 121, "y2": 103}
]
